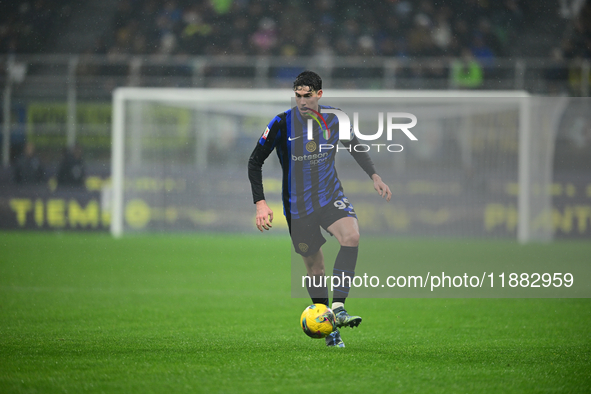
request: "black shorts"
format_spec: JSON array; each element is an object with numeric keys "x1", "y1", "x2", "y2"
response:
[{"x1": 287, "y1": 196, "x2": 357, "y2": 257}]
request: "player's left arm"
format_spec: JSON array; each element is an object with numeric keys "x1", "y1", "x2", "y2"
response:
[
  {"x1": 341, "y1": 136, "x2": 392, "y2": 202},
  {"x1": 370, "y1": 173, "x2": 391, "y2": 201}
]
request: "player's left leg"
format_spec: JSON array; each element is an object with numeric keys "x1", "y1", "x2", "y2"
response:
[
  {"x1": 302, "y1": 249, "x2": 329, "y2": 307},
  {"x1": 327, "y1": 216, "x2": 360, "y2": 246},
  {"x1": 325, "y1": 216, "x2": 362, "y2": 328}
]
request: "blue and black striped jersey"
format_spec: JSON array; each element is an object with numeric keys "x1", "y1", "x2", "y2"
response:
[{"x1": 248, "y1": 105, "x2": 377, "y2": 219}]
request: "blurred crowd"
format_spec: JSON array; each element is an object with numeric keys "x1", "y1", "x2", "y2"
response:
[
  {"x1": 0, "y1": 0, "x2": 72, "y2": 54},
  {"x1": 94, "y1": 0, "x2": 523, "y2": 58},
  {"x1": 94, "y1": 0, "x2": 526, "y2": 59},
  {"x1": 560, "y1": 1, "x2": 591, "y2": 60},
  {"x1": 1, "y1": 0, "x2": 589, "y2": 61}
]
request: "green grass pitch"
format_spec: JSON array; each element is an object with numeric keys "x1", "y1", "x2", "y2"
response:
[{"x1": 0, "y1": 233, "x2": 590, "y2": 393}]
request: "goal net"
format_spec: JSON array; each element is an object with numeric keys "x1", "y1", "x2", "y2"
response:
[{"x1": 109, "y1": 88, "x2": 563, "y2": 242}]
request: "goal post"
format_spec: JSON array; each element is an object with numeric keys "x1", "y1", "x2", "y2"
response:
[{"x1": 110, "y1": 88, "x2": 560, "y2": 242}]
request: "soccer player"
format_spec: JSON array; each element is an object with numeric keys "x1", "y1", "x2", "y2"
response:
[{"x1": 248, "y1": 71, "x2": 392, "y2": 347}]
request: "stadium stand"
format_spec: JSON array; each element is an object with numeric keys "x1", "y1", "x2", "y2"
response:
[
  {"x1": 0, "y1": 0, "x2": 589, "y2": 181},
  {"x1": 0, "y1": 0, "x2": 74, "y2": 53},
  {"x1": 93, "y1": 0, "x2": 526, "y2": 58}
]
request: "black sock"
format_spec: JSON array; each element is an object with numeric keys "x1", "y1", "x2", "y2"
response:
[
  {"x1": 305, "y1": 275, "x2": 329, "y2": 306},
  {"x1": 332, "y1": 246, "x2": 358, "y2": 304}
]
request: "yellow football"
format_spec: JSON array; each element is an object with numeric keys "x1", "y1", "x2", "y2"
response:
[{"x1": 300, "y1": 304, "x2": 336, "y2": 338}]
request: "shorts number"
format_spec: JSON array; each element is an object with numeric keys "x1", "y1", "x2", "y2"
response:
[{"x1": 334, "y1": 198, "x2": 350, "y2": 210}]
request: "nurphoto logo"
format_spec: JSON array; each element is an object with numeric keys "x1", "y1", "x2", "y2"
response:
[{"x1": 305, "y1": 108, "x2": 418, "y2": 153}]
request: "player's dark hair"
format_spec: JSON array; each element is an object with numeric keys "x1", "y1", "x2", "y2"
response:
[{"x1": 293, "y1": 70, "x2": 322, "y2": 92}]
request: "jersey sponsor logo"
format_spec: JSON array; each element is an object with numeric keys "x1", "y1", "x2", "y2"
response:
[
  {"x1": 291, "y1": 152, "x2": 329, "y2": 166},
  {"x1": 288, "y1": 135, "x2": 302, "y2": 141},
  {"x1": 306, "y1": 141, "x2": 317, "y2": 152}
]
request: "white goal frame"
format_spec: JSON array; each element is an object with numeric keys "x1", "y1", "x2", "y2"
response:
[{"x1": 111, "y1": 88, "x2": 533, "y2": 241}]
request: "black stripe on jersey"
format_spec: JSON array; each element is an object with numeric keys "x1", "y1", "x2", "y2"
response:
[
  {"x1": 291, "y1": 114, "x2": 307, "y2": 216},
  {"x1": 278, "y1": 116, "x2": 290, "y2": 215},
  {"x1": 308, "y1": 123, "x2": 322, "y2": 214}
]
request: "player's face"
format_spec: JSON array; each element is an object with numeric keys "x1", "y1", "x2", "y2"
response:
[{"x1": 294, "y1": 86, "x2": 323, "y2": 117}]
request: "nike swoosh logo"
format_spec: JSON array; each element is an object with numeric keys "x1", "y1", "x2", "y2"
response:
[{"x1": 288, "y1": 136, "x2": 302, "y2": 141}]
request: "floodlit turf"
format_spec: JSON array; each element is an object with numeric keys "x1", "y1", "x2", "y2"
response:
[{"x1": 0, "y1": 233, "x2": 590, "y2": 393}]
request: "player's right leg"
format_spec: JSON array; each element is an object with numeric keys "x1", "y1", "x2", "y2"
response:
[
  {"x1": 325, "y1": 329, "x2": 345, "y2": 348},
  {"x1": 302, "y1": 249, "x2": 329, "y2": 306},
  {"x1": 290, "y1": 213, "x2": 346, "y2": 347},
  {"x1": 288, "y1": 213, "x2": 329, "y2": 307}
]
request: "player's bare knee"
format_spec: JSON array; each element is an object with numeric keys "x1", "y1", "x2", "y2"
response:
[
  {"x1": 341, "y1": 231, "x2": 360, "y2": 247},
  {"x1": 308, "y1": 259, "x2": 325, "y2": 276},
  {"x1": 303, "y1": 253, "x2": 324, "y2": 274},
  {"x1": 308, "y1": 267, "x2": 325, "y2": 277},
  {"x1": 304, "y1": 260, "x2": 325, "y2": 277}
]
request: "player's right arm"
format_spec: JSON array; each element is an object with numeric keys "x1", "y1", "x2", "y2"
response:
[
  {"x1": 247, "y1": 114, "x2": 285, "y2": 232},
  {"x1": 255, "y1": 200, "x2": 274, "y2": 232}
]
